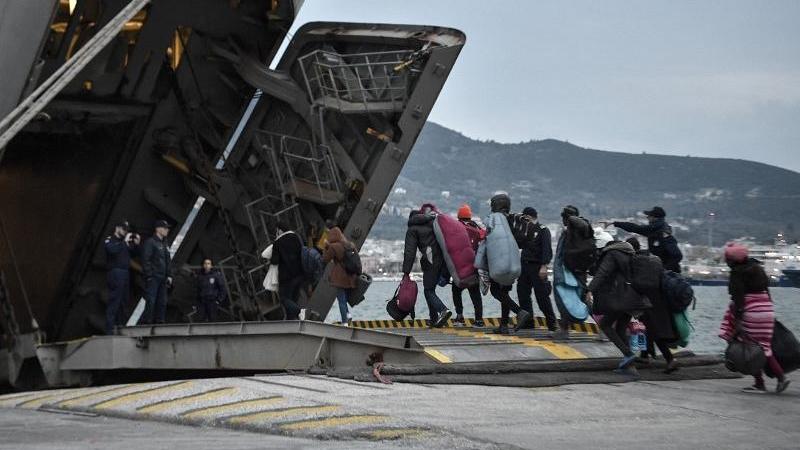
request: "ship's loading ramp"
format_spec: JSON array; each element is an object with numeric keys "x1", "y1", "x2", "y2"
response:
[{"x1": 0, "y1": 0, "x2": 465, "y2": 388}]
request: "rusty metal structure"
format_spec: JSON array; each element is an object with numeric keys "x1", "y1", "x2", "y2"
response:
[{"x1": 0, "y1": 0, "x2": 464, "y2": 388}]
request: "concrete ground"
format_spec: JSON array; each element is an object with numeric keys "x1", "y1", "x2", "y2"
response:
[{"x1": 1, "y1": 373, "x2": 797, "y2": 449}]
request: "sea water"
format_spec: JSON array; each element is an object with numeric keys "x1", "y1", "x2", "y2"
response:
[{"x1": 328, "y1": 283, "x2": 800, "y2": 355}]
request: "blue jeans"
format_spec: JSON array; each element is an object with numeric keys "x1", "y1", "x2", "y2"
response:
[
  {"x1": 144, "y1": 276, "x2": 168, "y2": 324},
  {"x1": 336, "y1": 289, "x2": 350, "y2": 323},
  {"x1": 106, "y1": 269, "x2": 129, "y2": 334},
  {"x1": 423, "y1": 289, "x2": 447, "y2": 322}
]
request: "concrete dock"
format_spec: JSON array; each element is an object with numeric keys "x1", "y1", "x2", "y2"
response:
[{"x1": 1, "y1": 372, "x2": 797, "y2": 449}]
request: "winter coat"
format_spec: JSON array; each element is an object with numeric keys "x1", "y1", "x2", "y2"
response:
[
  {"x1": 613, "y1": 218, "x2": 682, "y2": 270},
  {"x1": 636, "y1": 250, "x2": 676, "y2": 341},
  {"x1": 141, "y1": 235, "x2": 171, "y2": 279},
  {"x1": 587, "y1": 241, "x2": 635, "y2": 312},
  {"x1": 728, "y1": 258, "x2": 770, "y2": 319},
  {"x1": 520, "y1": 221, "x2": 553, "y2": 265},
  {"x1": 402, "y1": 211, "x2": 443, "y2": 275},
  {"x1": 105, "y1": 234, "x2": 138, "y2": 271},
  {"x1": 270, "y1": 231, "x2": 303, "y2": 282},
  {"x1": 196, "y1": 269, "x2": 226, "y2": 303},
  {"x1": 323, "y1": 227, "x2": 357, "y2": 289},
  {"x1": 460, "y1": 219, "x2": 485, "y2": 252},
  {"x1": 553, "y1": 216, "x2": 592, "y2": 284}
]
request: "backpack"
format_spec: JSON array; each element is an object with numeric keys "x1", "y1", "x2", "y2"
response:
[
  {"x1": 662, "y1": 270, "x2": 694, "y2": 312},
  {"x1": 630, "y1": 253, "x2": 663, "y2": 293},
  {"x1": 563, "y1": 217, "x2": 595, "y2": 272},
  {"x1": 510, "y1": 214, "x2": 539, "y2": 249},
  {"x1": 342, "y1": 244, "x2": 362, "y2": 275},
  {"x1": 300, "y1": 246, "x2": 323, "y2": 280}
]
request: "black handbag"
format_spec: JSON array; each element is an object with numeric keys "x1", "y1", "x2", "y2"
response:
[
  {"x1": 765, "y1": 320, "x2": 800, "y2": 377},
  {"x1": 725, "y1": 334, "x2": 767, "y2": 376}
]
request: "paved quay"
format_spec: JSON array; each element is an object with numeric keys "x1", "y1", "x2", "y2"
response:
[{"x1": 1, "y1": 373, "x2": 797, "y2": 449}]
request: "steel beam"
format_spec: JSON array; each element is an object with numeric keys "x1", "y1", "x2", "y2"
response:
[{"x1": 35, "y1": 321, "x2": 429, "y2": 387}]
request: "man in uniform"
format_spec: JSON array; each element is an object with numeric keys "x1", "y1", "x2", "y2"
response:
[
  {"x1": 104, "y1": 220, "x2": 140, "y2": 334},
  {"x1": 141, "y1": 220, "x2": 172, "y2": 324},
  {"x1": 196, "y1": 258, "x2": 226, "y2": 322}
]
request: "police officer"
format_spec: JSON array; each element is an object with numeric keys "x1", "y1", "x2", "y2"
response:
[
  {"x1": 104, "y1": 220, "x2": 140, "y2": 334},
  {"x1": 196, "y1": 258, "x2": 226, "y2": 322},
  {"x1": 515, "y1": 207, "x2": 558, "y2": 331},
  {"x1": 141, "y1": 220, "x2": 172, "y2": 324}
]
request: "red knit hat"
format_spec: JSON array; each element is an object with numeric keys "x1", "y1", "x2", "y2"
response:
[
  {"x1": 724, "y1": 242, "x2": 748, "y2": 264},
  {"x1": 457, "y1": 204, "x2": 472, "y2": 219}
]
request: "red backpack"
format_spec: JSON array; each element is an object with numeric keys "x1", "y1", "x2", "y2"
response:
[
  {"x1": 397, "y1": 274, "x2": 418, "y2": 312},
  {"x1": 386, "y1": 274, "x2": 418, "y2": 321}
]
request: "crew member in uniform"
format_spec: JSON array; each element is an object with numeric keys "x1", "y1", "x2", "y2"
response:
[
  {"x1": 104, "y1": 220, "x2": 140, "y2": 334},
  {"x1": 141, "y1": 220, "x2": 172, "y2": 324}
]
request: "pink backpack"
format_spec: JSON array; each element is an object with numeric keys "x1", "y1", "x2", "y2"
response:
[{"x1": 397, "y1": 274, "x2": 418, "y2": 312}]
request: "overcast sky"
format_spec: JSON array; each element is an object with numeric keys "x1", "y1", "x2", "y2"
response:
[{"x1": 287, "y1": 0, "x2": 800, "y2": 172}]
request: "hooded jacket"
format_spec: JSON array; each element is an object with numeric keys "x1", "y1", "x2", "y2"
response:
[
  {"x1": 323, "y1": 227, "x2": 357, "y2": 289},
  {"x1": 587, "y1": 241, "x2": 635, "y2": 296},
  {"x1": 728, "y1": 257, "x2": 770, "y2": 319},
  {"x1": 402, "y1": 210, "x2": 443, "y2": 274},
  {"x1": 270, "y1": 230, "x2": 303, "y2": 282}
]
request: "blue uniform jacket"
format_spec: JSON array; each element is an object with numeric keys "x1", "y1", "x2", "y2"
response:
[{"x1": 104, "y1": 235, "x2": 138, "y2": 271}]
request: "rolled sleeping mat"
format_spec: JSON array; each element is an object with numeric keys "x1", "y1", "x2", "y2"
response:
[{"x1": 348, "y1": 273, "x2": 372, "y2": 307}]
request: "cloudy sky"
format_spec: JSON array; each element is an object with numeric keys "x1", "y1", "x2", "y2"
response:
[{"x1": 286, "y1": 0, "x2": 800, "y2": 172}]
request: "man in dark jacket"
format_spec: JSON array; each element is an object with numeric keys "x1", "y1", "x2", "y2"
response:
[
  {"x1": 402, "y1": 206, "x2": 452, "y2": 328},
  {"x1": 104, "y1": 220, "x2": 139, "y2": 334},
  {"x1": 140, "y1": 220, "x2": 172, "y2": 324},
  {"x1": 613, "y1": 206, "x2": 683, "y2": 272},
  {"x1": 552, "y1": 205, "x2": 593, "y2": 340},
  {"x1": 196, "y1": 258, "x2": 226, "y2": 322},
  {"x1": 270, "y1": 220, "x2": 304, "y2": 320},
  {"x1": 487, "y1": 194, "x2": 532, "y2": 334},
  {"x1": 515, "y1": 207, "x2": 557, "y2": 331},
  {"x1": 587, "y1": 240, "x2": 638, "y2": 374}
]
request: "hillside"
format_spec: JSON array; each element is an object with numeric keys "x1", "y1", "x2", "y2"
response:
[{"x1": 370, "y1": 122, "x2": 800, "y2": 244}]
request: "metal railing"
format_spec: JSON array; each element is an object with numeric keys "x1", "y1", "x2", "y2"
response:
[
  {"x1": 243, "y1": 195, "x2": 303, "y2": 249},
  {"x1": 253, "y1": 130, "x2": 342, "y2": 204},
  {"x1": 298, "y1": 49, "x2": 414, "y2": 113}
]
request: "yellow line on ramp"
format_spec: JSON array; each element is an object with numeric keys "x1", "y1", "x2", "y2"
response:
[
  {"x1": 56, "y1": 385, "x2": 134, "y2": 408},
  {"x1": 180, "y1": 396, "x2": 284, "y2": 420},
  {"x1": 137, "y1": 387, "x2": 237, "y2": 414},
  {"x1": 226, "y1": 405, "x2": 340, "y2": 425},
  {"x1": 92, "y1": 381, "x2": 193, "y2": 410},
  {"x1": 279, "y1": 414, "x2": 388, "y2": 431}
]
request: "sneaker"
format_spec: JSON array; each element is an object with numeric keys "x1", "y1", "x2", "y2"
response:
[
  {"x1": 618, "y1": 355, "x2": 637, "y2": 370},
  {"x1": 453, "y1": 314, "x2": 466, "y2": 327},
  {"x1": 663, "y1": 360, "x2": 679, "y2": 374},
  {"x1": 776, "y1": 379, "x2": 791, "y2": 394},
  {"x1": 514, "y1": 310, "x2": 533, "y2": 331},
  {"x1": 741, "y1": 385, "x2": 767, "y2": 394},
  {"x1": 492, "y1": 325, "x2": 510, "y2": 335},
  {"x1": 552, "y1": 329, "x2": 570, "y2": 341},
  {"x1": 433, "y1": 310, "x2": 452, "y2": 328},
  {"x1": 473, "y1": 319, "x2": 485, "y2": 328}
]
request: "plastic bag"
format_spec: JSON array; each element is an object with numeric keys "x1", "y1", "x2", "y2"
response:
[{"x1": 263, "y1": 264, "x2": 279, "y2": 292}]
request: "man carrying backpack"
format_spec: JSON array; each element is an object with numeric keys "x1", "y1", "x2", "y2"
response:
[
  {"x1": 323, "y1": 226, "x2": 358, "y2": 326},
  {"x1": 552, "y1": 205, "x2": 594, "y2": 340},
  {"x1": 402, "y1": 207, "x2": 452, "y2": 328},
  {"x1": 514, "y1": 207, "x2": 557, "y2": 331},
  {"x1": 270, "y1": 220, "x2": 304, "y2": 320},
  {"x1": 612, "y1": 206, "x2": 683, "y2": 273},
  {"x1": 483, "y1": 194, "x2": 532, "y2": 334},
  {"x1": 452, "y1": 204, "x2": 485, "y2": 327}
]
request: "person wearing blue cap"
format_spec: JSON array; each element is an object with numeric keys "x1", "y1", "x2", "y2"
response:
[
  {"x1": 104, "y1": 220, "x2": 139, "y2": 334},
  {"x1": 141, "y1": 219, "x2": 172, "y2": 324}
]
